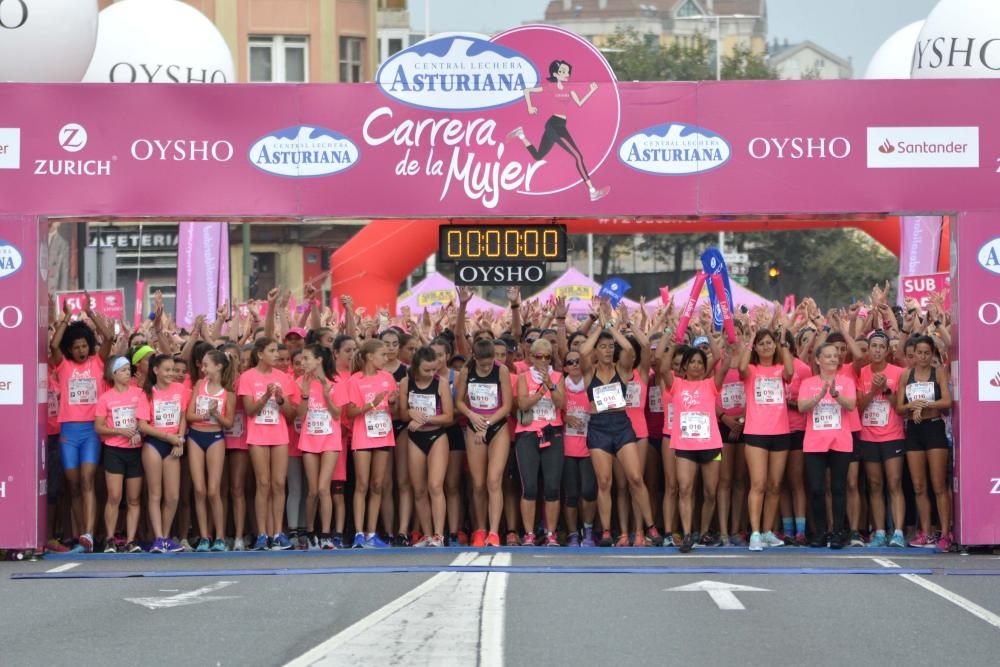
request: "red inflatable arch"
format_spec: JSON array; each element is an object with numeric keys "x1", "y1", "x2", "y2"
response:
[{"x1": 330, "y1": 215, "x2": 918, "y2": 313}]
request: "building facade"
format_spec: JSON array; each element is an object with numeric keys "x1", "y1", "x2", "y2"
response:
[{"x1": 768, "y1": 39, "x2": 853, "y2": 80}]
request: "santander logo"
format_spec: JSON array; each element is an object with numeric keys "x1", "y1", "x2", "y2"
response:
[
  {"x1": 991, "y1": 373, "x2": 1000, "y2": 388},
  {"x1": 878, "y1": 139, "x2": 895, "y2": 154}
]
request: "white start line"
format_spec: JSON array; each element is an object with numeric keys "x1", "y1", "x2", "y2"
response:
[{"x1": 286, "y1": 551, "x2": 510, "y2": 667}]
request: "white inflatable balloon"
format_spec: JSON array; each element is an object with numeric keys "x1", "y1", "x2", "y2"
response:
[
  {"x1": 83, "y1": 0, "x2": 234, "y2": 84},
  {"x1": 0, "y1": 0, "x2": 98, "y2": 82},
  {"x1": 865, "y1": 21, "x2": 924, "y2": 79},
  {"x1": 912, "y1": 0, "x2": 1000, "y2": 78}
]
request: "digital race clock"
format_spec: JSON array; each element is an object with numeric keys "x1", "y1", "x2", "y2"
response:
[{"x1": 438, "y1": 224, "x2": 567, "y2": 263}]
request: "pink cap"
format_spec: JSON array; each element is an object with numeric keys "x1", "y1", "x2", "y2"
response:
[{"x1": 285, "y1": 327, "x2": 307, "y2": 339}]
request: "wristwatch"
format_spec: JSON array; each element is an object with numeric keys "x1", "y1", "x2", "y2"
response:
[{"x1": 829, "y1": 389, "x2": 839, "y2": 398}]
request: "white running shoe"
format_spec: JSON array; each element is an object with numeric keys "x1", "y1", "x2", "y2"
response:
[
  {"x1": 763, "y1": 531, "x2": 784, "y2": 548},
  {"x1": 506, "y1": 126, "x2": 525, "y2": 142},
  {"x1": 749, "y1": 531, "x2": 764, "y2": 552},
  {"x1": 589, "y1": 185, "x2": 610, "y2": 202},
  {"x1": 232, "y1": 537, "x2": 246, "y2": 552}
]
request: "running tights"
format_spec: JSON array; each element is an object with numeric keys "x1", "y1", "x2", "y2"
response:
[
  {"x1": 527, "y1": 116, "x2": 591, "y2": 183},
  {"x1": 562, "y1": 456, "x2": 597, "y2": 507},
  {"x1": 515, "y1": 432, "x2": 564, "y2": 502},
  {"x1": 805, "y1": 450, "x2": 851, "y2": 536},
  {"x1": 286, "y1": 456, "x2": 306, "y2": 530}
]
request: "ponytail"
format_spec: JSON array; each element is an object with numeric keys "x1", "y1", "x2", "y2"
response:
[
  {"x1": 352, "y1": 339, "x2": 384, "y2": 374},
  {"x1": 205, "y1": 349, "x2": 236, "y2": 392}
]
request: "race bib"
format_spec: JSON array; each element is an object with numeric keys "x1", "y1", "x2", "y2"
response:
[
  {"x1": 592, "y1": 383, "x2": 626, "y2": 412},
  {"x1": 533, "y1": 396, "x2": 556, "y2": 422},
  {"x1": 306, "y1": 408, "x2": 333, "y2": 436},
  {"x1": 255, "y1": 398, "x2": 279, "y2": 425},
  {"x1": 226, "y1": 411, "x2": 245, "y2": 438},
  {"x1": 365, "y1": 409, "x2": 392, "y2": 438},
  {"x1": 196, "y1": 395, "x2": 220, "y2": 423},
  {"x1": 648, "y1": 386, "x2": 663, "y2": 413},
  {"x1": 68, "y1": 377, "x2": 97, "y2": 405},
  {"x1": 680, "y1": 411, "x2": 711, "y2": 440},
  {"x1": 625, "y1": 381, "x2": 642, "y2": 409},
  {"x1": 813, "y1": 401, "x2": 841, "y2": 431},
  {"x1": 721, "y1": 383, "x2": 746, "y2": 410},
  {"x1": 754, "y1": 376, "x2": 784, "y2": 405},
  {"x1": 906, "y1": 382, "x2": 935, "y2": 403},
  {"x1": 47, "y1": 389, "x2": 59, "y2": 417},
  {"x1": 111, "y1": 404, "x2": 136, "y2": 431},
  {"x1": 862, "y1": 399, "x2": 890, "y2": 428},
  {"x1": 154, "y1": 400, "x2": 181, "y2": 428},
  {"x1": 468, "y1": 383, "x2": 498, "y2": 411},
  {"x1": 565, "y1": 409, "x2": 589, "y2": 437},
  {"x1": 408, "y1": 392, "x2": 437, "y2": 418}
]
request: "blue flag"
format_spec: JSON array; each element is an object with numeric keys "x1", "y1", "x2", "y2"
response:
[
  {"x1": 700, "y1": 248, "x2": 734, "y2": 331},
  {"x1": 598, "y1": 277, "x2": 631, "y2": 307}
]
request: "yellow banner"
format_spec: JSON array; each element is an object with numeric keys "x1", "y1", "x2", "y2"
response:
[
  {"x1": 418, "y1": 289, "x2": 455, "y2": 307},
  {"x1": 555, "y1": 285, "x2": 593, "y2": 301}
]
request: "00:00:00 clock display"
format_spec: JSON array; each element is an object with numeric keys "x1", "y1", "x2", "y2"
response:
[{"x1": 443, "y1": 228, "x2": 562, "y2": 260}]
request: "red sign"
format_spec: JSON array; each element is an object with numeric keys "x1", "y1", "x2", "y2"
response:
[
  {"x1": 901, "y1": 272, "x2": 951, "y2": 311},
  {"x1": 57, "y1": 290, "x2": 126, "y2": 322}
]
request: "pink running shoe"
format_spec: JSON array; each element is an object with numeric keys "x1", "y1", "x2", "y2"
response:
[
  {"x1": 909, "y1": 531, "x2": 933, "y2": 548},
  {"x1": 936, "y1": 532, "x2": 953, "y2": 552}
]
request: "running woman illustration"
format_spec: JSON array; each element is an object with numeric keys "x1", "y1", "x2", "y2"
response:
[{"x1": 507, "y1": 59, "x2": 610, "y2": 202}]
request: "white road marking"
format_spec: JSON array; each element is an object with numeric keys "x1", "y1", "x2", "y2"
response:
[
  {"x1": 286, "y1": 551, "x2": 512, "y2": 667},
  {"x1": 665, "y1": 580, "x2": 771, "y2": 611},
  {"x1": 45, "y1": 562, "x2": 80, "y2": 573},
  {"x1": 125, "y1": 580, "x2": 239, "y2": 610},
  {"x1": 873, "y1": 558, "x2": 1000, "y2": 630}
]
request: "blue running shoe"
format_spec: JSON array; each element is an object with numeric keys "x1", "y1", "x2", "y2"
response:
[
  {"x1": 210, "y1": 538, "x2": 227, "y2": 552},
  {"x1": 352, "y1": 532, "x2": 366, "y2": 549},
  {"x1": 332, "y1": 534, "x2": 344, "y2": 549},
  {"x1": 889, "y1": 530, "x2": 906, "y2": 548},
  {"x1": 868, "y1": 530, "x2": 888, "y2": 547},
  {"x1": 149, "y1": 537, "x2": 165, "y2": 554},
  {"x1": 163, "y1": 537, "x2": 184, "y2": 553},
  {"x1": 364, "y1": 533, "x2": 390, "y2": 548},
  {"x1": 253, "y1": 534, "x2": 269, "y2": 551},
  {"x1": 195, "y1": 537, "x2": 211, "y2": 553},
  {"x1": 271, "y1": 533, "x2": 293, "y2": 550}
]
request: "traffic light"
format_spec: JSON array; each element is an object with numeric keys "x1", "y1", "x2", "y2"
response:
[{"x1": 767, "y1": 263, "x2": 781, "y2": 284}]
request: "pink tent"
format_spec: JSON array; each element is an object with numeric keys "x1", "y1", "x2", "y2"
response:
[
  {"x1": 646, "y1": 275, "x2": 772, "y2": 311},
  {"x1": 396, "y1": 272, "x2": 504, "y2": 315},
  {"x1": 529, "y1": 267, "x2": 640, "y2": 318}
]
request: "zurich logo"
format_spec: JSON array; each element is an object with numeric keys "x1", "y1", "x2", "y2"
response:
[
  {"x1": 376, "y1": 35, "x2": 539, "y2": 111},
  {"x1": 978, "y1": 237, "x2": 1000, "y2": 275},
  {"x1": 249, "y1": 126, "x2": 360, "y2": 178},
  {"x1": 0, "y1": 240, "x2": 23, "y2": 279},
  {"x1": 618, "y1": 123, "x2": 731, "y2": 175}
]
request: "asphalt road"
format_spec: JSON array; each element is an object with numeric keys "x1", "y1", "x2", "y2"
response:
[{"x1": 3, "y1": 547, "x2": 999, "y2": 666}]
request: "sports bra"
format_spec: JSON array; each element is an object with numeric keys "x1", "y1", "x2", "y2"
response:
[
  {"x1": 904, "y1": 366, "x2": 942, "y2": 402},
  {"x1": 587, "y1": 368, "x2": 627, "y2": 404}
]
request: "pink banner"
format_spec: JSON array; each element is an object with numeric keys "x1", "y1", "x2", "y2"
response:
[
  {"x1": 176, "y1": 222, "x2": 230, "y2": 329},
  {"x1": 898, "y1": 216, "x2": 943, "y2": 305},
  {"x1": 901, "y1": 272, "x2": 951, "y2": 311},
  {"x1": 57, "y1": 289, "x2": 125, "y2": 322},
  {"x1": 954, "y1": 212, "x2": 1000, "y2": 545},
  {"x1": 0, "y1": 216, "x2": 46, "y2": 550},
  {"x1": 133, "y1": 279, "x2": 145, "y2": 330},
  {"x1": 675, "y1": 272, "x2": 707, "y2": 344}
]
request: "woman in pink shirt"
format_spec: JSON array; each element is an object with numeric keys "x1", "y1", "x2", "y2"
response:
[
  {"x1": 561, "y1": 349, "x2": 597, "y2": 547},
  {"x1": 797, "y1": 342, "x2": 857, "y2": 549},
  {"x1": 738, "y1": 328, "x2": 794, "y2": 552},
  {"x1": 94, "y1": 356, "x2": 150, "y2": 553},
  {"x1": 138, "y1": 354, "x2": 189, "y2": 554},
  {"x1": 186, "y1": 350, "x2": 237, "y2": 552},
  {"x1": 238, "y1": 337, "x2": 300, "y2": 551},
  {"x1": 345, "y1": 339, "x2": 398, "y2": 549},
  {"x1": 296, "y1": 345, "x2": 343, "y2": 550},
  {"x1": 661, "y1": 340, "x2": 735, "y2": 553}
]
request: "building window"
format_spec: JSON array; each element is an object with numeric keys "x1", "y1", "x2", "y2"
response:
[
  {"x1": 388, "y1": 38, "x2": 403, "y2": 56},
  {"x1": 676, "y1": 0, "x2": 703, "y2": 18},
  {"x1": 249, "y1": 36, "x2": 308, "y2": 83},
  {"x1": 815, "y1": 58, "x2": 826, "y2": 69},
  {"x1": 340, "y1": 37, "x2": 365, "y2": 83}
]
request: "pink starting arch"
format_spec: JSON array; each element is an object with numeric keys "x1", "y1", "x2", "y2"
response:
[{"x1": 1, "y1": 26, "x2": 999, "y2": 548}]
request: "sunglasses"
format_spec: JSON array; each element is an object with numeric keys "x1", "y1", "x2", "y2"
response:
[
  {"x1": 526, "y1": 338, "x2": 539, "y2": 344},
  {"x1": 564, "y1": 358, "x2": 581, "y2": 366},
  {"x1": 533, "y1": 353, "x2": 551, "y2": 360}
]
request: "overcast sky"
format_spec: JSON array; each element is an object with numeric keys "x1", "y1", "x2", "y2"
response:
[{"x1": 407, "y1": 0, "x2": 941, "y2": 76}]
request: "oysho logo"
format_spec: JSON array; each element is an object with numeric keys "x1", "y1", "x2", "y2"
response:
[
  {"x1": 867, "y1": 126, "x2": 979, "y2": 169},
  {"x1": 748, "y1": 137, "x2": 851, "y2": 160},
  {"x1": 0, "y1": 241, "x2": 23, "y2": 278},
  {"x1": 619, "y1": 123, "x2": 731, "y2": 175},
  {"x1": 978, "y1": 361, "x2": 1000, "y2": 402},
  {"x1": 0, "y1": 305, "x2": 23, "y2": 328},
  {"x1": 249, "y1": 126, "x2": 360, "y2": 178},
  {"x1": 0, "y1": 127, "x2": 20, "y2": 169},
  {"x1": 977, "y1": 237, "x2": 1000, "y2": 275},
  {"x1": 108, "y1": 62, "x2": 228, "y2": 83},
  {"x1": 376, "y1": 35, "x2": 539, "y2": 111},
  {"x1": 35, "y1": 124, "x2": 114, "y2": 176},
  {"x1": 131, "y1": 139, "x2": 234, "y2": 162}
]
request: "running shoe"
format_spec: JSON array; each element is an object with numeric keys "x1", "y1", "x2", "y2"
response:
[
  {"x1": 457, "y1": 530, "x2": 469, "y2": 546},
  {"x1": 523, "y1": 532, "x2": 537, "y2": 547},
  {"x1": 546, "y1": 532, "x2": 560, "y2": 547},
  {"x1": 149, "y1": 537, "x2": 165, "y2": 554},
  {"x1": 103, "y1": 539, "x2": 118, "y2": 554},
  {"x1": 849, "y1": 531, "x2": 865, "y2": 547},
  {"x1": 297, "y1": 533, "x2": 311, "y2": 550},
  {"x1": 46, "y1": 539, "x2": 70, "y2": 554},
  {"x1": 413, "y1": 535, "x2": 432, "y2": 547},
  {"x1": 700, "y1": 532, "x2": 722, "y2": 547},
  {"x1": 599, "y1": 530, "x2": 613, "y2": 547},
  {"x1": 633, "y1": 533, "x2": 648, "y2": 547},
  {"x1": 364, "y1": 533, "x2": 390, "y2": 549},
  {"x1": 195, "y1": 537, "x2": 211, "y2": 553},
  {"x1": 868, "y1": 530, "x2": 888, "y2": 548},
  {"x1": 909, "y1": 531, "x2": 933, "y2": 548},
  {"x1": 567, "y1": 531, "x2": 581, "y2": 547},
  {"x1": 393, "y1": 533, "x2": 411, "y2": 547},
  {"x1": 809, "y1": 535, "x2": 827, "y2": 548},
  {"x1": 719, "y1": 534, "x2": 732, "y2": 547},
  {"x1": 79, "y1": 533, "x2": 94, "y2": 554},
  {"x1": 829, "y1": 530, "x2": 845, "y2": 550},
  {"x1": 486, "y1": 531, "x2": 501, "y2": 547},
  {"x1": 430, "y1": 535, "x2": 445, "y2": 547},
  {"x1": 254, "y1": 534, "x2": 269, "y2": 551},
  {"x1": 889, "y1": 530, "x2": 906, "y2": 548},
  {"x1": 645, "y1": 527, "x2": 664, "y2": 547},
  {"x1": 506, "y1": 126, "x2": 525, "y2": 142},
  {"x1": 679, "y1": 533, "x2": 695, "y2": 554},
  {"x1": 506, "y1": 531, "x2": 520, "y2": 547},
  {"x1": 271, "y1": 533, "x2": 293, "y2": 551},
  {"x1": 68, "y1": 544, "x2": 84, "y2": 554},
  {"x1": 589, "y1": 186, "x2": 611, "y2": 202},
  {"x1": 233, "y1": 537, "x2": 246, "y2": 552},
  {"x1": 410, "y1": 530, "x2": 423, "y2": 545},
  {"x1": 332, "y1": 534, "x2": 344, "y2": 549},
  {"x1": 936, "y1": 532, "x2": 953, "y2": 552},
  {"x1": 163, "y1": 538, "x2": 184, "y2": 553},
  {"x1": 471, "y1": 529, "x2": 487, "y2": 548},
  {"x1": 748, "y1": 531, "x2": 763, "y2": 552},
  {"x1": 775, "y1": 531, "x2": 796, "y2": 546},
  {"x1": 125, "y1": 542, "x2": 143, "y2": 553},
  {"x1": 352, "y1": 532, "x2": 366, "y2": 549},
  {"x1": 180, "y1": 538, "x2": 194, "y2": 553},
  {"x1": 730, "y1": 532, "x2": 748, "y2": 547},
  {"x1": 581, "y1": 527, "x2": 595, "y2": 548},
  {"x1": 614, "y1": 533, "x2": 630, "y2": 547},
  {"x1": 762, "y1": 531, "x2": 784, "y2": 548},
  {"x1": 211, "y1": 538, "x2": 227, "y2": 552},
  {"x1": 794, "y1": 532, "x2": 808, "y2": 547},
  {"x1": 320, "y1": 536, "x2": 336, "y2": 550}
]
